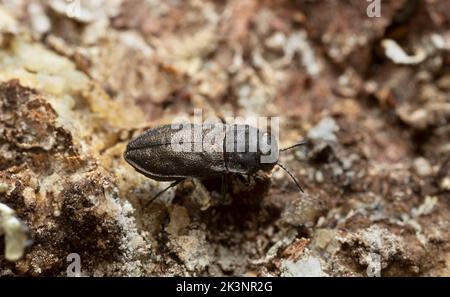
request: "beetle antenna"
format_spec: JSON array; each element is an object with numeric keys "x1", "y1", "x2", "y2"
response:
[
  {"x1": 280, "y1": 140, "x2": 308, "y2": 152},
  {"x1": 276, "y1": 163, "x2": 304, "y2": 193}
]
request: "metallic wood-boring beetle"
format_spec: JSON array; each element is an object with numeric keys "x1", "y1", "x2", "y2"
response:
[{"x1": 124, "y1": 123, "x2": 305, "y2": 204}]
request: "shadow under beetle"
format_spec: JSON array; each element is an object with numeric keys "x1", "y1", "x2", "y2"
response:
[{"x1": 124, "y1": 123, "x2": 306, "y2": 205}]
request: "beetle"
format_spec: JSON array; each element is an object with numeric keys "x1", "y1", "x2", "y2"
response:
[{"x1": 124, "y1": 123, "x2": 305, "y2": 205}]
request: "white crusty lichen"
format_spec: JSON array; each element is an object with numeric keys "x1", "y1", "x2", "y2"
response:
[
  {"x1": 281, "y1": 255, "x2": 326, "y2": 277},
  {"x1": 0, "y1": 202, "x2": 28, "y2": 261}
]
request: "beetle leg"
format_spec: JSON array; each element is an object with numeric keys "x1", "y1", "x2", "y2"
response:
[
  {"x1": 236, "y1": 174, "x2": 251, "y2": 186},
  {"x1": 144, "y1": 179, "x2": 184, "y2": 208},
  {"x1": 244, "y1": 174, "x2": 252, "y2": 186},
  {"x1": 221, "y1": 174, "x2": 227, "y2": 202}
]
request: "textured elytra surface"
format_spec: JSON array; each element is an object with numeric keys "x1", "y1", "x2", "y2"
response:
[
  {"x1": 0, "y1": 0, "x2": 449, "y2": 276},
  {"x1": 125, "y1": 123, "x2": 274, "y2": 181}
]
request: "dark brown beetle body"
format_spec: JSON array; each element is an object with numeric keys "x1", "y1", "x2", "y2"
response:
[
  {"x1": 124, "y1": 123, "x2": 277, "y2": 181},
  {"x1": 124, "y1": 123, "x2": 303, "y2": 203}
]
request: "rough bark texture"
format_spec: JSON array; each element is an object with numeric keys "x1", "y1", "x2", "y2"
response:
[{"x1": 0, "y1": 0, "x2": 449, "y2": 276}]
